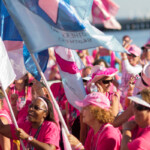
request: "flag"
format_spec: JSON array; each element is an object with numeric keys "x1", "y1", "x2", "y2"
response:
[
  {"x1": 0, "y1": 37, "x2": 16, "y2": 90},
  {"x1": 3, "y1": 0, "x2": 125, "y2": 53},
  {"x1": 55, "y1": 46, "x2": 86, "y2": 110},
  {"x1": 1, "y1": 0, "x2": 27, "y2": 80},
  {"x1": 7, "y1": 49, "x2": 28, "y2": 80},
  {"x1": 92, "y1": 0, "x2": 121, "y2": 30},
  {"x1": 1, "y1": 1, "x2": 49, "y2": 81},
  {"x1": 0, "y1": 0, "x2": 23, "y2": 50},
  {"x1": 23, "y1": 45, "x2": 49, "y2": 81}
]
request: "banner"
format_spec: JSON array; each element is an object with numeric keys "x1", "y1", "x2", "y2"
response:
[{"x1": 3, "y1": 0, "x2": 125, "y2": 53}]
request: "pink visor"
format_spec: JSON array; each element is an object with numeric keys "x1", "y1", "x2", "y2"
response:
[
  {"x1": 91, "y1": 67, "x2": 118, "y2": 83},
  {"x1": 75, "y1": 92, "x2": 110, "y2": 110}
]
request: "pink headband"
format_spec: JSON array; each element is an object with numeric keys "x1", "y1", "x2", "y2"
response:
[{"x1": 38, "y1": 97, "x2": 48, "y2": 110}]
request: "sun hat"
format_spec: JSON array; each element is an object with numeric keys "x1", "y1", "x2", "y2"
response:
[
  {"x1": 82, "y1": 76, "x2": 92, "y2": 82},
  {"x1": 128, "y1": 44, "x2": 141, "y2": 56},
  {"x1": 90, "y1": 65, "x2": 118, "y2": 83},
  {"x1": 141, "y1": 63, "x2": 150, "y2": 86},
  {"x1": 75, "y1": 92, "x2": 110, "y2": 110},
  {"x1": 128, "y1": 94, "x2": 150, "y2": 108}
]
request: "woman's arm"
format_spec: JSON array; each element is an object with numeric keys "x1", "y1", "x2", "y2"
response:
[
  {"x1": 121, "y1": 121, "x2": 137, "y2": 150},
  {"x1": 68, "y1": 134, "x2": 85, "y2": 150},
  {"x1": 122, "y1": 55, "x2": 142, "y2": 75},
  {"x1": 112, "y1": 104, "x2": 133, "y2": 127},
  {"x1": 0, "y1": 119, "x2": 12, "y2": 139},
  {"x1": 0, "y1": 117, "x2": 11, "y2": 150}
]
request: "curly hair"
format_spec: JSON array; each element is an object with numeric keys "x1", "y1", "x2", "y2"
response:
[{"x1": 89, "y1": 105, "x2": 114, "y2": 124}]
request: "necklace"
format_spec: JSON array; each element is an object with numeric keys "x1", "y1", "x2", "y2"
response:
[{"x1": 90, "y1": 124, "x2": 112, "y2": 150}]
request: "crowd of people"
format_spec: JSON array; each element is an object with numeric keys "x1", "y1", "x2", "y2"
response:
[{"x1": 0, "y1": 35, "x2": 150, "y2": 150}]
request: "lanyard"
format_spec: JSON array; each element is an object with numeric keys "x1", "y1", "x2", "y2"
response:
[{"x1": 27, "y1": 123, "x2": 43, "y2": 150}]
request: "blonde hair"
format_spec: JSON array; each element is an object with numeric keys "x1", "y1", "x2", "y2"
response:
[
  {"x1": 141, "y1": 88, "x2": 150, "y2": 104},
  {"x1": 89, "y1": 105, "x2": 114, "y2": 124}
]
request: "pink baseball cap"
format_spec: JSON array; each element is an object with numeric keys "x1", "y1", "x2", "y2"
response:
[
  {"x1": 128, "y1": 45, "x2": 141, "y2": 56},
  {"x1": 75, "y1": 92, "x2": 110, "y2": 110}
]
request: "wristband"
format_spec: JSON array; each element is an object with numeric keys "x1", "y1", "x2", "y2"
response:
[
  {"x1": 76, "y1": 145, "x2": 84, "y2": 150},
  {"x1": 27, "y1": 136, "x2": 34, "y2": 142},
  {"x1": 74, "y1": 143, "x2": 82, "y2": 149}
]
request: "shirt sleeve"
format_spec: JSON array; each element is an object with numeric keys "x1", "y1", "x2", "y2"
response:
[
  {"x1": 43, "y1": 122, "x2": 60, "y2": 148},
  {"x1": 123, "y1": 59, "x2": 142, "y2": 76},
  {"x1": 128, "y1": 138, "x2": 149, "y2": 150},
  {"x1": 97, "y1": 127, "x2": 121, "y2": 150}
]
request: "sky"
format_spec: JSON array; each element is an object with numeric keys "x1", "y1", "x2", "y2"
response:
[{"x1": 113, "y1": 0, "x2": 150, "y2": 19}]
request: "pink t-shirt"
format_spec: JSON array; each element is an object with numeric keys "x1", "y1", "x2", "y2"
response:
[
  {"x1": 128, "y1": 127, "x2": 150, "y2": 150},
  {"x1": 4, "y1": 85, "x2": 32, "y2": 116},
  {"x1": 86, "y1": 56, "x2": 94, "y2": 66},
  {"x1": 0, "y1": 109, "x2": 12, "y2": 124},
  {"x1": 0, "y1": 109, "x2": 12, "y2": 150},
  {"x1": 10, "y1": 121, "x2": 60, "y2": 150},
  {"x1": 84, "y1": 123, "x2": 122, "y2": 150},
  {"x1": 17, "y1": 101, "x2": 31, "y2": 124}
]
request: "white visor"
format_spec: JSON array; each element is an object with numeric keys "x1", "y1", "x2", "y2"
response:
[{"x1": 128, "y1": 94, "x2": 150, "y2": 108}]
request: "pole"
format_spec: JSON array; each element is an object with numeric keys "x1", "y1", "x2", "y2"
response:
[{"x1": 30, "y1": 53, "x2": 69, "y2": 134}]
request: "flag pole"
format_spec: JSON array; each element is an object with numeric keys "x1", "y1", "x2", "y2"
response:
[
  {"x1": 1, "y1": 86, "x2": 26, "y2": 150},
  {"x1": 30, "y1": 53, "x2": 69, "y2": 134}
]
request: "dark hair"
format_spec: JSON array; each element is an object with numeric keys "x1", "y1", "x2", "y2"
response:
[
  {"x1": 122, "y1": 35, "x2": 131, "y2": 41},
  {"x1": 38, "y1": 96, "x2": 57, "y2": 124},
  {"x1": 93, "y1": 59, "x2": 109, "y2": 67}
]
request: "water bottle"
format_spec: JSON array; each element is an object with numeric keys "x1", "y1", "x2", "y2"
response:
[{"x1": 90, "y1": 83, "x2": 98, "y2": 92}]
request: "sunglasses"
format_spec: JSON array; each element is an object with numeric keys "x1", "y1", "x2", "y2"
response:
[
  {"x1": 28, "y1": 104, "x2": 46, "y2": 111},
  {"x1": 133, "y1": 102, "x2": 150, "y2": 111},
  {"x1": 102, "y1": 79, "x2": 113, "y2": 84},
  {"x1": 127, "y1": 54, "x2": 137, "y2": 58}
]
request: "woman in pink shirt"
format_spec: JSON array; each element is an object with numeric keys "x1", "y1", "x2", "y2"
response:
[
  {"x1": 121, "y1": 89, "x2": 150, "y2": 150},
  {"x1": 87, "y1": 66, "x2": 121, "y2": 116},
  {"x1": 120, "y1": 45, "x2": 142, "y2": 109},
  {"x1": 68, "y1": 92, "x2": 122, "y2": 150},
  {"x1": 0, "y1": 90, "x2": 12, "y2": 150},
  {"x1": 0, "y1": 96, "x2": 60, "y2": 150},
  {"x1": 8, "y1": 74, "x2": 32, "y2": 118}
]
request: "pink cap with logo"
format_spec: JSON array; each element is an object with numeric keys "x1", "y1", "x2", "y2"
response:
[
  {"x1": 75, "y1": 92, "x2": 110, "y2": 110},
  {"x1": 128, "y1": 44, "x2": 141, "y2": 56}
]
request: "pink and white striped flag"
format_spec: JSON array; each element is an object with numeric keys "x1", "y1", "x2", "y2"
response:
[
  {"x1": 92, "y1": 0, "x2": 121, "y2": 30},
  {"x1": 55, "y1": 46, "x2": 86, "y2": 110}
]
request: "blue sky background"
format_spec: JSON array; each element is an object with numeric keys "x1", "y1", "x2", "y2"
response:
[{"x1": 114, "y1": 0, "x2": 150, "y2": 19}]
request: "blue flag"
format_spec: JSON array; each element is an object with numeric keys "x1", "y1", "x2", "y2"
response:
[
  {"x1": 23, "y1": 45, "x2": 49, "y2": 81},
  {"x1": 0, "y1": 0, "x2": 22, "y2": 41},
  {"x1": 2, "y1": 0, "x2": 125, "y2": 53}
]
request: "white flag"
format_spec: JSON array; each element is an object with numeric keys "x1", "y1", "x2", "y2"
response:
[
  {"x1": 7, "y1": 48, "x2": 27, "y2": 80},
  {"x1": 0, "y1": 37, "x2": 16, "y2": 90}
]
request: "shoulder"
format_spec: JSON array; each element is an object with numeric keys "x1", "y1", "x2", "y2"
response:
[
  {"x1": 42, "y1": 121, "x2": 59, "y2": 132},
  {"x1": 101, "y1": 124, "x2": 121, "y2": 139}
]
